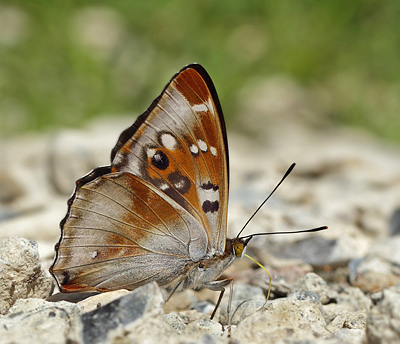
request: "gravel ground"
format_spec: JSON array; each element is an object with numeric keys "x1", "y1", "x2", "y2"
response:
[{"x1": 1, "y1": 114, "x2": 400, "y2": 344}]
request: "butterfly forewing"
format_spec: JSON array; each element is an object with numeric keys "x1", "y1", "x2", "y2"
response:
[
  {"x1": 50, "y1": 64, "x2": 230, "y2": 292},
  {"x1": 111, "y1": 65, "x2": 229, "y2": 256}
]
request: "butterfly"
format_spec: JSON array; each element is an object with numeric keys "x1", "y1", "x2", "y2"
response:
[
  {"x1": 49, "y1": 63, "x2": 326, "y2": 318},
  {"x1": 50, "y1": 63, "x2": 246, "y2": 317}
]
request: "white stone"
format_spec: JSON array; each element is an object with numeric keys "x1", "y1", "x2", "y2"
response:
[{"x1": 0, "y1": 237, "x2": 54, "y2": 314}]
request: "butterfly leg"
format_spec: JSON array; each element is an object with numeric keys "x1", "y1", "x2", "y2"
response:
[
  {"x1": 164, "y1": 278, "x2": 185, "y2": 303},
  {"x1": 204, "y1": 278, "x2": 233, "y2": 320}
]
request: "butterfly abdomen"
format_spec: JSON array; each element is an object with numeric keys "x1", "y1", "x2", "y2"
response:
[{"x1": 184, "y1": 249, "x2": 236, "y2": 290}]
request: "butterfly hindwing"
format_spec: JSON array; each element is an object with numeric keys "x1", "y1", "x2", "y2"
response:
[{"x1": 52, "y1": 169, "x2": 208, "y2": 291}]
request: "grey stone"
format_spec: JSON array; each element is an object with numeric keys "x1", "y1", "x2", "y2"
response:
[
  {"x1": 190, "y1": 300, "x2": 216, "y2": 315},
  {"x1": 326, "y1": 310, "x2": 367, "y2": 344},
  {"x1": 105, "y1": 311, "x2": 178, "y2": 344},
  {"x1": 165, "y1": 312, "x2": 187, "y2": 334},
  {"x1": 288, "y1": 290, "x2": 323, "y2": 304},
  {"x1": 70, "y1": 282, "x2": 166, "y2": 344},
  {"x1": 218, "y1": 282, "x2": 266, "y2": 325},
  {"x1": 230, "y1": 282, "x2": 266, "y2": 302},
  {"x1": 290, "y1": 272, "x2": 329, "y2": 304},
  {"x1": 367, "y1": 236, "x2": 400, "y2": 265},
  {"x1": 323, "y1": 286, "x2": 371, "y2": 322},
  {"x1": 176, "y1": 309, "x2": 208, "y2": 324},
  {"x1": 334, "y1": 329, "x2": 367, "y2": 344},
  {"x1": 77, "y1": 289, "x2": 130, "y2": 313},
  {"x1": 184, "y1": 318, "x2": 223, "y2": 337},
  {"x1": 238, "y1": 262, "x2": 314, "y2": 297},
  {"x1": 8, "y1": 297, "x2": 82, "y2": 316},
  {"x1": 219, "y1": 299, "x2": 266, "y2": 325},
  {"x1": 335, "y1": 286, "x2": 371, "y2": 311},
  {"x1": 234, "y1": 292, "x2": 330, "y2": 343},
  {"x1": 349, "y1": 256, "x2": 400, "y2": 293},
  {"x1": 0, "y1": 237, "x2": 54, "y2": 314},
  {"x1": 179, "y1": 333, "x2": 227, "y2": 344},
  {"x1": 358, "y1": 235, "x2": 400, "y2": 287},
  {"x1": 366, "y1": 286, "x2": 400, "y2": 344},
  {"x1": 264, "y1": 235, "x2": 362, "y2": 268},
  {"x1": 389, "y1": 207, "x2": 400, "y2": 236},
  {"x1": 164, "y1": 288, "x2": 199, "y2": 314},
  {"x1": 0, "y1": 298, "x2": 82, "y2": 344}
]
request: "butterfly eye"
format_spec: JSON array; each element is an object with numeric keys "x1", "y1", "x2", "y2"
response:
[{"x1": 233, "y1": 241, "x2": 244, "y2": 257}]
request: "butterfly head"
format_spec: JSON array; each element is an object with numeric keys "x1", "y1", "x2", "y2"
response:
[{"x1": 232, "y1": 237, "x2": 252, "y2": 258}]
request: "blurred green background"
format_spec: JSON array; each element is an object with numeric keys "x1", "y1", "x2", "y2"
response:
[{"x1": 1, "y1": 1, "x2": 399, "y2": 142}]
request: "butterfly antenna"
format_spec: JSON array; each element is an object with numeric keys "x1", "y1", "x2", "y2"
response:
[
  {"x1": 239, "y1": 226, "x2": 328, "y2": 240},
  {"x1": 236, "y1": 163, "x2": 296, "y2": 239}
]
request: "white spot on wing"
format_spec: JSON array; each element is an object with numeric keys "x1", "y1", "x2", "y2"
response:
[
  {"x1": 198, "y1": 139, "x2": 207, "y2": 152},
  {"x1": 190, "y1": 144, "x2": 199, "y2": 155},
  {"x1": 160, "y1": 133, "x2": 177, "y2": 150},
  {"x1": 192, "y1": 98, "x2": 215, "y2": 116},
  {"x1": 159, "y1": 183, "x2": 169, "y2": 191},
  {"x1": 193, "y1": 103, "x2": 208, "y2": 113},
  {"x1": 200, "y1": 188, "x2": 219, "y2": 202},
  {"x1": 174, "y1": 179, "x2": 185, "y2": 189},
  {"x1": 147, "y1": 148, "x2": 156, "y2": 158},
  {"x1": 210, "y1": 147, "x2": 217, "y2": 156},
  {"x1": 92, "y1": 251, "x2": 98, "y2": 259},
  {"x1": 206, "y1": 97, "x2": 215, "y2": 115}
]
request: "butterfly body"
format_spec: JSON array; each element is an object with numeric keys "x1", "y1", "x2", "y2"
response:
[
  {"x1": 50, "y1": 64, "x2": 248, "y2": 300},
  {"x1": 180, "y1": 239, "x2": 236, "y2": 291}
]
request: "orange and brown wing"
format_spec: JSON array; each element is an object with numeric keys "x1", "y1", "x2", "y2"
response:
[
  {"x1": 50, "y1": 168, "x2": 207, "y2": 292},
  {"x1": 111, "y1": 64, "x2": 229, "y2": 256}
]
